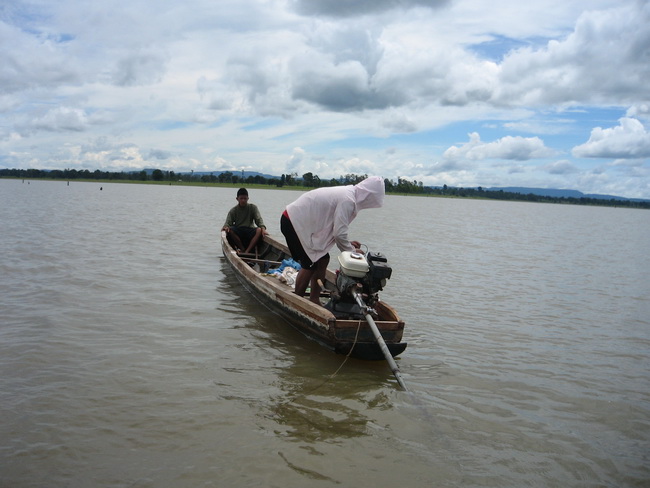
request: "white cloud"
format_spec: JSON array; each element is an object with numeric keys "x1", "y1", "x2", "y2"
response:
[
  {"x1": 285, "y1": 147, "x2": 306, "y2": 173},
  {"x1": 627, "y1": 103, "x2": 650, "y2": 120},
  {"x1": 444, "y1": 132, "x2": 555, "y2": 162},
  {"x1": 0, "y1": 21, "x2": 80, "y2": 94},
  {"x1": 111, "y1": 50, "x2": 169, "y2": 87},
  {"x1": 334, "y1": 157, "x2": 378, "y2": 176},
  {"x1": 543, "y1": 160, "x2": 579, "y2": 175},
  {"x1": 572, "y1": 117, "x2": 650, "y2": 159},
  {"x1": 290, "y1": 56, "x2": 371, "y2": 111},
  {"x1": 148, "y1": 149, "x2": 172, "y2": 160},
  {"x1": 291, "y1": 0, "x2": 449, "y2": 18},
  {"x1": 494, "y1": 2, "x2": 650, "y2": 106},
  {"x1": 30, "y1": 107, "x2": 89, "y2": 133},
  {"x1": 380, "y1": 111, "x2": 418, "y2": 133}
]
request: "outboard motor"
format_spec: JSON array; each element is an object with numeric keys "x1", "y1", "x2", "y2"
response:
[{"x1": 325, "y1": 250, "x2": 393, "y2": 319}]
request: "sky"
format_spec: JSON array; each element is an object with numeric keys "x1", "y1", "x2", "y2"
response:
[{"x1": 1, "y1": 0, "x2": 650, "y2": 198}]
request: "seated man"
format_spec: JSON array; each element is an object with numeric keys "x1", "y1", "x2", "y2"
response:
[{"x1": 222, "y1": 188, "x2": 267, "y2": 254}]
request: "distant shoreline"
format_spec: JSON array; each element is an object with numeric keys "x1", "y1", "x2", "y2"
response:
[
  {"x1": 2, "y1": 175, "x2": 648, "y2": 209},
  {"x1": 2, "y1": 176, "x2": 311, "y2": 191}
]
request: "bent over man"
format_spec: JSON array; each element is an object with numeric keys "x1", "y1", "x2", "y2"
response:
[{"x1": 280, "y1": 176, "x2": 385, "y2": 304}]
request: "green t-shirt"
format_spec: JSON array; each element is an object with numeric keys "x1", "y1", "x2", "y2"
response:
[{"x1": 223, "y1": 203, "x2": 266, "y2": 229}]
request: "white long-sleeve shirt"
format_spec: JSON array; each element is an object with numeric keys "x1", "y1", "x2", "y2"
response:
[{"x1": 285, "y1": 176, "x2": 385, "y2": 262}]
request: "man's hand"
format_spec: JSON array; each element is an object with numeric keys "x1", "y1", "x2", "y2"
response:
[{"x1": 351, "y1": 240, "x2": 363, "y2": 253}]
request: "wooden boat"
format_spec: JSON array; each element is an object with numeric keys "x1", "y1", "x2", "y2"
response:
[{"x1": 221, "y1": 231, "x2": 407, "y2": 360}]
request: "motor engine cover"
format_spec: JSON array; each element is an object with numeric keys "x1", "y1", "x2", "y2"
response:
[{"x1": 338, "y1": 251, "x2": 369, "y2": 278}]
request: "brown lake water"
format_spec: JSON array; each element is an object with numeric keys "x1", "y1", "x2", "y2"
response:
[{"x1": 1, "y1": 179, "x2": 649, "y2": 487}]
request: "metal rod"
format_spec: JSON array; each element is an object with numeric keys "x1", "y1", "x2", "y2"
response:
[{"x1": 353, "y1": 292, "x2": 408, "y2": 391}]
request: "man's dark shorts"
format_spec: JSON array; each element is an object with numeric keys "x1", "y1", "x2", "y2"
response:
[
  {"x1": 231, "y1": 226, "x2": 257, "y2": 248},
  {"x1": 280, "y1": 213, "x2": 327, "y2": 270}
]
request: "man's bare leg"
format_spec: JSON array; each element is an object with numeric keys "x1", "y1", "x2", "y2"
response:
[
  {"x1": 227, "y1": 230, "x2": 245, "y2": 252},
  {"x1": 294, "y1": 267, "x2": 313, "y2": 298},
  {"x1": 244, "y1": 228, "x2": 263, "y2": 254},
  {"x1": 309, "y1": 255, "x2": 329, "y2": 304}
]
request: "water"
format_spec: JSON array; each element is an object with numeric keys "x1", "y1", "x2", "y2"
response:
[{"x1": 1, "y1": 179, "x2": 649, "y2": 487}]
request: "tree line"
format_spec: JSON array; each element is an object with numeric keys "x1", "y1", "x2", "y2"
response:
[{"x1": 1, "y1": 167, "x2": 647, "y2": 209}]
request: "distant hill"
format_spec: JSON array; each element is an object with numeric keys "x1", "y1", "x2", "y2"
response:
[{"x1": 487, "y1": 187, "x2": 648, "y2": 202}]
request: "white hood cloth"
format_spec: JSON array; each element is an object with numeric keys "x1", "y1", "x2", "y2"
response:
[{"x1": 285, "y1": 176, "x2": 385, "y2": 263}]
